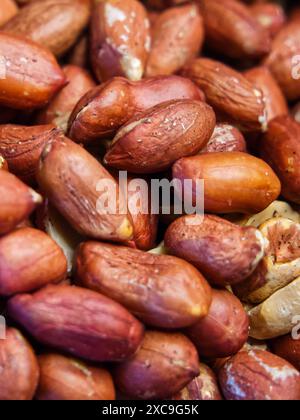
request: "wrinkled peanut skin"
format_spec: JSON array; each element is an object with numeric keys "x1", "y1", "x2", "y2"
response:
[
  {"x1": 127, "y1": 176, "x2": 158, "y2": 251},
  {"x1": 114, "y1": 331, "x2": 200, "y2": 400},
  {"x1": 36, "y1": 65, "x2": 96, "y2": 132},
  {"x1": 8, "y1": 285, "x2": 144, "y2": 362},
  {"x1": 0, "y1": 328, "x2": 39, "y2": 400},
  {"x1": 183, "y1": 58, "x2": 266, "y2": 132},
  {"x1": 37, "y1": 134, "x2": 133, "y2": 242},
  {"x1": 104, "y1": 100, "x2": 216, "y2": 173},
  {"x1": 146, "y1": 4, "x2": 204, "y2": 77},
  {"x1": 0, "y1": 124, "x2": 57, "y2": 183},
  {"x1": 165, "y1": 214, "x2": 264, "y2": 286},
  {"x1": 0, "y1": 32, "x2": 66, "y2": 110},
  {"x1": 75, "y1": 241, "x2": 212, "y2": 329},
  {"x1": 3, "y1": 0, "x2": 91, "y2": 57},
  {"x1": 0, "y1": 227, "x2": 67, "y2": 296},
  {"x1": 0, "y1": 170, "x2": 41, "y2": 234},
  {"x1": 90, "y1": 0, "x2": 149, "y2": 82},
  {"x1": 171, "y1": 363, "x2": 222, "y2": 401},
  {"x1": 264, "y1": 21, "x2": 300, "y2": 101},
  {"x1": 244, "y1": 66, "x2": 288, "y2": 123},
  {"x1": 199, "y1": 0, "x2": 271, "y2": 59},
  {"x1": 186, "y1": 290, "x2": 249, "y2": 359},
  {"x1": 261, "y1": 116, "x2": 300, "y2": 204},
  {"x1": 36, "y1": 354, "x2": 116, "y2": 400},
  {"x1": 68, "y1": 75, "x2": 204, "y2": 143},
  {"x1": 219, "y1": 350, "x2": 300, "y2": 400},
  {"x1": 172, "y1": 152, "x2": 281, "y2": 214},
  {"x1": 270, "y1": 335, "x2": 300, "y2": 371},
  {"x1": 0, "y1": 0, "x2": 18, "y2": 27},
  {"x1": 200, "y1": 123, "x2": 246, "y2": 154}
]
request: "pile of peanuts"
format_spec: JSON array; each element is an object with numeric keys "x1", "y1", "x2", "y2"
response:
[{"x1": 0, "y1": 0, "x2": 300, "y2": 401}]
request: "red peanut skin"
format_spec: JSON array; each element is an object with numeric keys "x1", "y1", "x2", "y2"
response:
[
  {"x1": 250, "y1": 3, "x2": 286, "y2": 38},
  {"x1": 146, "y1": 4, "x2": 204, "y2": 77},
  {"x1": 36, "y1": 65, "x2": 96, "y2": 133},
  {"x1": 0, "y1": 227, "x2": 67, "y2": 296},
  {"x1": 8, "y1": 285, "x2": 144, "y2": 362},
  {"x1": 114, "y1": 331, "x2": 200, "y2": 400},
  {"x1": 0, "y1": 328, "x2": 39, "y2": 400},
  {"x1": 186, "y1": 290, "x2": 249, "y2": 359},
  {"x1": 0, "y1": 170, "x2": 41, "y2": 234},
  {"x1": 68, "y1": 75, "x2": 204, "y2": 143},
  {"x1": 37, "y1": 134, "x2": 133, "y2": 242},
  {"x1": 182, "y1": 58, "x2": 266, "y2": 132},
  {"x1": 260, "y1": 116, "x2": 300, "y2": 204},
  {"x1": 90, "y1": 0, "x2": 149, "y2": 82},
  {"x1": 171, "y1": 364, "x2": 223, "y2": 401},
  {"x1": 0, "y1": 124, "x2": 57, "y2": 183},
  {"x1": 172, "y1": 152, "x2": 281, "y2": 214},
  {"x1": 200, "y1": 123, "x2": 246, "y2": 154},
  {"x1": 270, "y1": 336, "x2": 300, "y2": 371},
  {"x1": 104, "y1": 100, "x2": 216, "y2": 173},
  {"x1": 219, "y1": 350, "x2": 300, "y2": 400},
  {"x1": 75, "y1": 241, "x2": 212, "y2": 329},
  {"x1": 0, "y1": 32, "x2": 66, "y2": 110},
  {"x1": 2, "y1": 0, "x2": 91, "y2": 57},
  {"x1": 199, "y1": 0, "x2": 271, "y2": 59},
  {"x1": 36, "y1": 354, "x2": 116, "y2": 400},
  {"x1": 165, "y1": 214, "x2": 264, "y2": 286},
  {"x1": 244, "y1": 66, "x2": 288, "y2": 122},
  {"x1": 264, "y1": 21, "x2": 300, "y2": 101}
]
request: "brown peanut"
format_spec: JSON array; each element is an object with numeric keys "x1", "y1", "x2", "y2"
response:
[
  {"x1": 75, "y1": 241, "x2": 212, "y2": 329},
  {"x1": 36, "y1": 354, "x2": 116, "y2": 400},
  {"x1": 68, "y1": 75, "x2": 204, "y2": 143},
  {"x1": 8, "y1": 284, "x2": 144, "y2": 362}
]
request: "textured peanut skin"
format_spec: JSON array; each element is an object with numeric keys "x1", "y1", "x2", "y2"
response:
[
  {"x1": 114, "y1": 331, "x2": 200, "y2": 400},
  {"x1": 0, "y1": 124, "x2": 57, "y2": 182},
  {"x1": 186, "y1": 290, "x2": 249, "y2": 359},
  {"x1": 250, "y1": 3, "x2": 286, "y2": 38},
  {"x1": 146, "y1": 4, "x2": 204, "y2": 77},
  {"x1": 68, "y1": 75, "x2": 204, "y2": 143},
  {"x1": 244, "y1": 66, "x2": 288, "y2": 122},
  {"x1": 200, "y1": 123, "x2": 246, "y2": 154},
  {"x1": 104, "y1": 100, "x2": 216, "y2": 173},
  {"x1": 126, "y1": 175, "x2": 158, "y2": 251},
  {"x1": 265, "y1": 21, "x2": 300, "y2": 101},
  {"x1": 172, "y1": 152, "x2": 281, "y2": 214},
  {"x1": 165, "y1": 215, "x2": 264, "y2": 286},
  {"x1": 8, "y1": 285, "x2": 144, "y2": 362},
  {"x1": 0, "y1": 328, "x2": 39, "y2": 400},
  {"x1": 36, "y1": 65, "x2": 95, "y2": 132},
  {"x1": 0, "y1": 227, "x2": 67, "y2": 296},
  {"x1": 37, "y1": 134, "x2": 133, "y2": 242},
  {"x1": 199, "y1": 0, "x2": 271, "y2": 59},
  {"x1": 75, "y1": 241, "x2": 212, "y2": 329},
  {"x1": 36, "y1": 354, "x2": 116, "y2": 400},
  {"x1": 91, "y1": 0, "x2": 149, "y2": 82},
  {"x1": 0, "y1": 0, "x2": 18, "y2": 26},
  {"x1": 3, "y1": 0, "x2": 91, "y2": 57},
  {"x1": 270, "y1": 335, "x2": 300, "y2": 371},
  {"x1": 183, "y1": 58, "x2": 267, "y2": 132},
  {"x1": 219, "y1": 350, "x2": 300, "y2": 400},
  {"x1": 0, "y1": 32, "x2": 66, "y2": 110},
  {"x1": 0, "y1": 170, "x2": 41, "y2": 234},
  {"x1": 261, "y1": 116, "x2": 300, "y2": 204},
  {"x1": 171, "y1": 364, "x2": 222, "y2": 401}
]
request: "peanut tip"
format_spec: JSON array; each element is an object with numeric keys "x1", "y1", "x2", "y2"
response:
[{"x1": 117, "y1": 218, "x2": 133, "y2": 241}]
